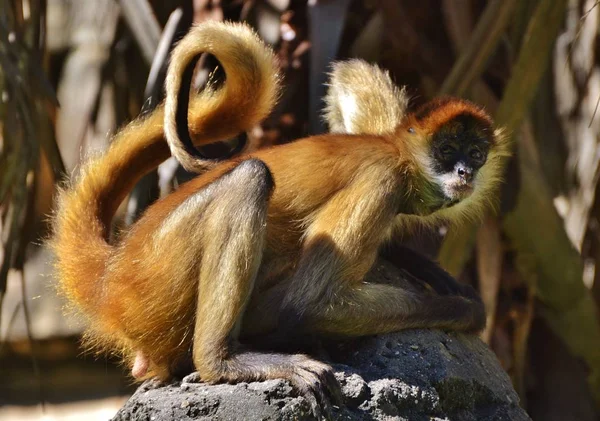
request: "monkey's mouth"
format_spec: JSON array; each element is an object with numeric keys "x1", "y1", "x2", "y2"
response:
[{"x1": 444, "y1": 182, "x2": 474, "y2": 202}]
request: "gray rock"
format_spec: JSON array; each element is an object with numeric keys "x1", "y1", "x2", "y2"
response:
[{"x1": 112, "y1": 329, "x2": 531, "y2": 421}]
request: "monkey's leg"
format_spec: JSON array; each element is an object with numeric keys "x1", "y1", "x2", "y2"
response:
[
  {"x1": 186, "y1": 159, "x2": 339, "y2": 418},
  {"x1": 254, "y1": 265, "x2": 484, "y2": 350},
  {"x1": 273, "y1": 170, "x2": 483, "y2": 343},
  {"x1": 277, "y1": 237, "x2": 485, "y2": 337},
  {"x1": 310, "y1": 283, "x2": 485, "y2": 337}
]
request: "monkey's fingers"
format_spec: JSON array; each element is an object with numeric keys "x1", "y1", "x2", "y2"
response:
[
  {"x1": 181, "y1": 371, "x2": 202, "y2": 384},
  {"x1": 302, "y1": 359, "x2": 344, "y2": 406},
  {"x1": 292, "y1": 371, "x2": 330, "y2": 420},
  {"x1": 398, "y1": 269, "x2": 439, "y2": 294},
  {"x1": 288, "y1": 360, "x2": 340, "y2": 420},
  {"x1": 180, "y1": 363, "x2": 336, "y2": 419}
]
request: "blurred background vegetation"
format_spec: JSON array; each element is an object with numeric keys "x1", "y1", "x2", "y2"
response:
[{"x1": 1, "y1": 0, "x2": 599, "y2": 420}]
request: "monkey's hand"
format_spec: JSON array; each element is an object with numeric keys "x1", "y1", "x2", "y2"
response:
[
  {"x1": 383, "y1": 244, "x2": 483, "y2": 303},
  {"x1": 182, "y1": 352, "x2": 341, "y2": 420}
]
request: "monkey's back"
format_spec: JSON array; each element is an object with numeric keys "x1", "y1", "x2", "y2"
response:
[{"x1": 97, "y1": 133, "x2": 405, "y2": 378}]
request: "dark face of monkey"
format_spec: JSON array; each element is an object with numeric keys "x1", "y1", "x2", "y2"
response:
[{"x1": 429, "y1": 113, "x2": 492, "y2": 204}]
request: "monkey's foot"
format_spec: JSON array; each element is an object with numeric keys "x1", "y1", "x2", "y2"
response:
[
  {"x1": 181, "y1": 371, "x2": 202, "y2": 384},
  {"x1": 263, "y1": 353, "x2": 342, "y2": 420},
  {"x1": 184, "y1": 352, "x2": 341, "y2": 420}
]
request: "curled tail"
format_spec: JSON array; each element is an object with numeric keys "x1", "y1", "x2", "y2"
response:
[
  {"x1": 165, "y1": 21, "x2": 280, "y2": 172},
  {"x1": 51, "y1": 21, "x2": 280, "y2": 314}
]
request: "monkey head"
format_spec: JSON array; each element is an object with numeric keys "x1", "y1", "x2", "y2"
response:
[
  {"x1": 402, "y1": 97, "x2": 510, "y2": 219},
  {"x1": 429, "y1": 112, "x2": 492, "y2": 204}
]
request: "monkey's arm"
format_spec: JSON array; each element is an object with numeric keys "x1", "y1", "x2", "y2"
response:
[
  {"x1": 268, "y1": 167, "x2": 484, "y2": 340},
  {"x1": 381, "y1": 243, "x2": 481, "y2": 301}
]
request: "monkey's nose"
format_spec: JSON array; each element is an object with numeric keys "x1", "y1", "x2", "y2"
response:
[{"x1": 457, "y1": 166, "x2": 473, "y2": 182}]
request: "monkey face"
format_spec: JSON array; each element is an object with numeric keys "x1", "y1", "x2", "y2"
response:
[{"x1": 429, "y1": 114, "x2": 491, "y2": 204}]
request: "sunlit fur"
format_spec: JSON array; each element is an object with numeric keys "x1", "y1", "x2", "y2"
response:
[
  {"x1": 396, "y1": 100, "x2": 510, "y2": 233},
  {"x1": 324, "y1": 60, "x2": 409, "y2": 135},
  {"x1": 50, "y1": 21, "x2": 280, "y2": 371},
  {"x1": 322, "y1": 64, "x2": 510, "y2": 234},
  {"x1": 164, "y1": 21, "x2": 280, "y2": 173},
  {"x1": 50, "y1": 22, "x2": 507, "y2": 414}
]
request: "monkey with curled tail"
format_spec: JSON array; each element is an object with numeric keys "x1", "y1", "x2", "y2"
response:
[{"x1": 51, "y1": 21, "x2": 510, "y2": 419}]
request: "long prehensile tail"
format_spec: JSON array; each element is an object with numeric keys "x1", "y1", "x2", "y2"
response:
[{"x1": 51, "y1": 21, "x2": 280, "y2": 313}]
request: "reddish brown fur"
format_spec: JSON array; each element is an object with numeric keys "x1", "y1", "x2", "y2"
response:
[
  {"x1": 409, "y1": 98, "x2": 493, "y2": 141},
  {"x1": 61, "y1": 120, "x2": 501, "y2": 379},
  {"x1": 51, "y1": 22, "x2": 510, "y2": 417},
  {"x1": 51, "y1": 21, "x2": 280, "y2": 373}
]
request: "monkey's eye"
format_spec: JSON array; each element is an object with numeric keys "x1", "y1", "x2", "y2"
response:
[
  {"x1": 470, "y1": 149, "x2": 483, "y2": 161},
  {"x1": 440, "y1": 145, "x2": 456, "y2": 155}
]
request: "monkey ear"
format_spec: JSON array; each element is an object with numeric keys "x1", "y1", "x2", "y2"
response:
[{"x1": 323, "y1": 59, "x2": 409, "y2": 135}]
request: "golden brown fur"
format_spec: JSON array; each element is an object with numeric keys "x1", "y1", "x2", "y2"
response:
[
  {"x1": 395, "y1": 101, "x2": 510, "y2": 232},
  {"x1": 51, "y1": 21, "x2": 510, "y2": 418},
  {"x1": 164, "y1": 22, "x2": 279, "y2": 173},
  {"x1": 324, "y1": 60, "x2": 409, "y2": 134},
  {"x1": 323, "y1": 62, "x2": 510, "y2": 233},
  {"x1": 51, "y1": 21, "x2": 279, "y2": 372}
]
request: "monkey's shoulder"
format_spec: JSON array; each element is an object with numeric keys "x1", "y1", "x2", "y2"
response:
[{"x1": 252, "y1": 133, "x2": 404, "y2": 169}]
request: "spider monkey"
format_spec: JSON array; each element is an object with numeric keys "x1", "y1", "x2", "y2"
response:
[{"x1": 51, "y1": 21, "x2": 510, "y2": 419}]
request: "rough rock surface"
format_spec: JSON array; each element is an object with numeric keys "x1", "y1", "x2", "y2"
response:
[{"x1": 112, "y1": 329, "x2": 531, "y2": 420}]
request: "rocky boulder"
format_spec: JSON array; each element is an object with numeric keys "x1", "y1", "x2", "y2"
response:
[{"x1": 112, "y1": 329, "x2": 530, "y2": 420}]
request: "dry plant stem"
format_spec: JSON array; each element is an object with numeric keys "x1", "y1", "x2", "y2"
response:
[
  {"x1": 307, "y1": 0, "x2": 352, "y2": 134},
  {"x1": 0, "y1": 1, "x2": 49, "y2": 408},
  {"x1": 19, "y1": 268, "x2": 45, "y2": 409},
  {"x1": 118, "y1": 0, "x2": 161, "y2": 65},
  {"x1": 440, "y1": 0, "x2": 600, "y2": 403},
  {"x1": 497, "y1": 0, "x2": 600, "y2": 386},
  {"x1": 494, "y1": 1, "x2": 566, "y2": 133},
  {"x1": 508, "y1": 0, "x2": 539, "y2": 54},
  {"x1": 0, "y1": 301, "x2": 21, "y2": 351},
  {"x1": 37, "y1": 104, "x2": 65, "y2": 179},
  {"x1": 504, "y1": 133, "x2": 600, "y2": 402},
  {"x1": 554, "y1": 2, "x2": 600, "y2": 250},
  {"x1": 512, "y1": 291, "x2": 535, "y2": 406},
  {"x1": 439, "y1": 0, "x2": 518, "y2": 96},
  {"x1": 379, "y1": 1, "x2": 450, "y2": 85},
  {"x1": 476, "y1": 217, "x2": 502, "y2": 344},
  {"x1": 441, "y1": 0, "x2": 474, "y2": 53},
  {"x1": 27, "y1": 0, "x2": 64, "y2": 178},
  {"x1": 349, "y1": 10, "x2": 384, "y2": 63},
  {"x1": 144, "y1": 8, "x2": 185, "y2": 102},
  {"x1": 0, "y1": 94, "x2": 26, "y2": 332}
]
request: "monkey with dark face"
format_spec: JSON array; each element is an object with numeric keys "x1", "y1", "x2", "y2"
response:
[
  {"x1": 409, "y1": 106, "x2": 496, "y2": 212},
  {"x1": 51, "y1": 22, "x2": 510, "y2": 419},
  {"x1": 426, "y1": 105, "x2": 492, "y2": 202}
]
